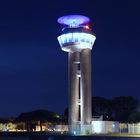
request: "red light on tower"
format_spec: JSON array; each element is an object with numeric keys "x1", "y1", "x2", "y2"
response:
[
  {"x1": 84, "y1": 25, "x2": 90, "y2": 29},
  {"x1": 83, "y1": 25, "x2": 91, "y2": 30}
]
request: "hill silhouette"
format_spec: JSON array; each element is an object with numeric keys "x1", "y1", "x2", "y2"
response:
[{"x1": 16, "y1": 109, "x2": 61, "y2": 122}]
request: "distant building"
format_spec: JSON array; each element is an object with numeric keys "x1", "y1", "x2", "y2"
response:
[
  {"x1": 92, "y1": 121, "x2": 119, "y2": 134},
  {"x1": 0, "y1": 119, "x2": 16, "y2": 132}
]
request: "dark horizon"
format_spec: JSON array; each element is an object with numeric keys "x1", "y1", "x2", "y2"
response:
[{"x1": 0, "y1": 0, "x2": 140, "y2": 117}]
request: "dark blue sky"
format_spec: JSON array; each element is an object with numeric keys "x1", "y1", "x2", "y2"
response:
[{"x1": 0, "y1": 0, "x2": 140, "y2": 117}]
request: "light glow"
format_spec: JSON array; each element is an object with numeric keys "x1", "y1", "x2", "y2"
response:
[
  {"x1": 57, "y1": 15, "x2": 90, "y2": 27},
  {"x1": 84, "y1": 25, "x2": 90, "y2": 30},
  {"x1": 92, "y1": 121, "x2": 103, "y2": 133}
]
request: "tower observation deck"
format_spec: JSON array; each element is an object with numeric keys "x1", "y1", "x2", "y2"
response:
[{"x1": 57, "y1": 15, "x2": 96, "y2": 135}]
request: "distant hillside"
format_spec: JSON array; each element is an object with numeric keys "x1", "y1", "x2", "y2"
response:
[{"x1": 16, "y1": 109, "x2": 61, "y2": 122}]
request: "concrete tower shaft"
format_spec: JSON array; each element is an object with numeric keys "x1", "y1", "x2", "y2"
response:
[
  {"x1": 68, "y1": 49, "x2": 92, "y2": 134},
  {"x1": 68, "y1": 52, "x2": 80, "y2": 130},
  {"x1": 80, "y1": 49, "x2": 92, "y2": 125}
]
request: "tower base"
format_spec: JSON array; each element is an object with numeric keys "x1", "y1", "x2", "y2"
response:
[{"x1": 69, "y1": 124, "x2": 92, "y2": 135}]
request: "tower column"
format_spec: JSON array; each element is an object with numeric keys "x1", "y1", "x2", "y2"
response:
[
  {"x1": 68, "y1": 52, "x2": 80, "y2": 134},
  {"x1": 80, "y1": 48, "x2": 92, "y2": 133},
  {"x1": 57, "y1": 15, "x2": 96, "y2": 135}
]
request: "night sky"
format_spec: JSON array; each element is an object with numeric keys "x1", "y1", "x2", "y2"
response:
[{"x1": 0, "y1": 0, "x2": 140, "y2": 117}]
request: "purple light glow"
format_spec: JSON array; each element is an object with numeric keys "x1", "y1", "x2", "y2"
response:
[{"x1": 57, "y1": 15, "x2": 90, "y2": 27}]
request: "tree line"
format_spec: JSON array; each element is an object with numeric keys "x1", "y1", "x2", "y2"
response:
[
  {"x1": 64, "y1": 96, "x2": 140, "y2": 123},
  {"x1": 15, "y1": 96, "x2": 140, "y2": 125}
]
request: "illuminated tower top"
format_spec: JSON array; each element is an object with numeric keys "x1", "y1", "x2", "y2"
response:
[
  {"x1": 57, "y1": 15, "x2": 90, "y2": 27},
  {"x1": 57, "y1": 15, "x2": 96, "y2": 52}
]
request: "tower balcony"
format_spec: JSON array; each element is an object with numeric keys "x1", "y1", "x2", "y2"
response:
[{"x1": 57, "y1": 32, "x2": 96, "y2": 52}]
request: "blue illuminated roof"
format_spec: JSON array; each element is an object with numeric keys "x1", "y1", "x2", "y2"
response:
[{"x1": 57, "y1": 15, "x2": 90, "y2": 27}]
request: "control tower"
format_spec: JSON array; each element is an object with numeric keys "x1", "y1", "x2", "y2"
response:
[{"x1": 57, "y1": 15, "x2": 96, "y2": 135}]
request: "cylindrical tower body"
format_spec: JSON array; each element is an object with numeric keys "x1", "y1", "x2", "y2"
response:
[
  {"x1": 80, "y1": 49, "x2": 92, "y2": 133},
  {"x1": 57, "y1": 15, "x2": 96, "y2": 135},
  {"x1": 68, "y1": 52, "x2": 80, "y2": 133},
  {"x1": 81, "y1": 49, "x2": 92, "y2": 124}
]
